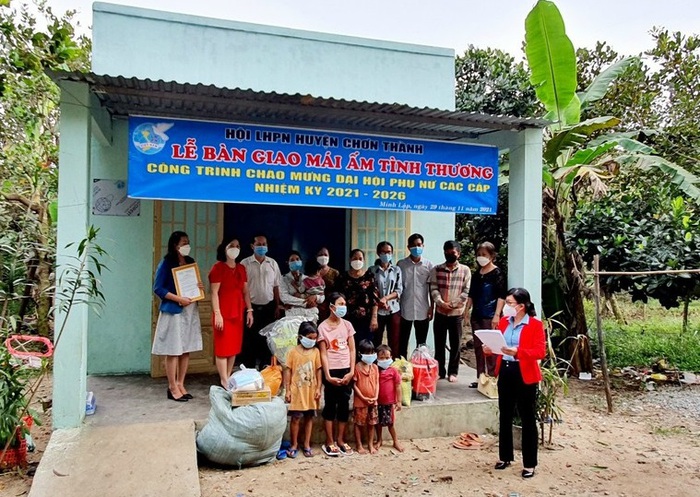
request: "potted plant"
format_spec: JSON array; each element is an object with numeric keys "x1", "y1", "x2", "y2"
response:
[{"x1": 0, "y1": 345, "x2": 33, "y2": 470}]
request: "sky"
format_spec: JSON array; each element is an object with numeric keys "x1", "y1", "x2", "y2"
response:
[{"x1": 45, "y1": 0, "x2": 699, "y2": 58}]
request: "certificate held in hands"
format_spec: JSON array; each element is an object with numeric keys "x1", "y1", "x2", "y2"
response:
[
  {"x1": 172, "y1": 263, "x2": 205, "y2": 302},
  {"x1": 474, "y1": 330, "x2": 507, "y2": 354}
]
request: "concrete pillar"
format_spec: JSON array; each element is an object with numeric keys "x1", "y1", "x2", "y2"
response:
[
  {"x1": 507, "y1": 128, "x2": 543, "y2": 312},
  {"x1": 53, "y1": 81, "x2": 92, "y2": 429}
]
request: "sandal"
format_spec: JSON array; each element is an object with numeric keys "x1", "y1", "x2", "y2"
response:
[
  {"x1": 452, "y1": 439, "x2": 480, "y2": 450},
  {"x1": 322, "y1": 444, "x2": 341, "y2": 457},
  {"x1": 459, "y1": 432, "x2": 483, "y2": 444},
  {"x1": 469, "y1": 382, "x2": 478, "y2": 388},
  {"x1": 338, "y1": 443, "x2": 354, "y2": 455},
  {"x1": 303, "y1": 447, "x2": 314, "y2": 458},
  {"x1": 287, "y1": 448, "x2": 298, "y2": 459}
]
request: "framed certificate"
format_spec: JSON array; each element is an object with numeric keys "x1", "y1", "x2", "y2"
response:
[{"x1": 172, "y1": 263, "x2": 205, "y2": 302}]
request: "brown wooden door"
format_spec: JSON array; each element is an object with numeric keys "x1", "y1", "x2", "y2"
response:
[{"x1": 151, "y1": 200, "x2": 222, "y2": 377}]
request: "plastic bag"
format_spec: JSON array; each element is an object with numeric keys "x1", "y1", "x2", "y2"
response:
[
  {"x1": 227, "y1": 366, "x2": 264, "y2": 392},
  {"x1": 260, "y1": 357, "x2": 282, "y2": 396},
  {"x1": 259, "y1": 316, "x2": 306, "y2": 367},
  {"x1": 196, "y1": 386, "x2": 287, "y2": 468},
  {"x1": 390, "y1": 357, "x2": 413, "y2": 407},
  {"x1": 410, "y1": 344, "x2": 438, "y2": 401}
]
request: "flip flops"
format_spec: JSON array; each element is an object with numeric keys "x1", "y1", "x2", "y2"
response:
[
  {"x1": 303, "y1": 447, "x2": 314, "y2": 458},
  {"x1": 452, "y1": 432, "x2": 485, "y2": 450},
  {"x1": 287, "y1": 448, "x2": 298, "y2": 459},
  {"x1": 338, "y1": 442, "x2": 354, "y2": 455},
  {"x1": 322, "y1": 443, "x2": 341, "y2": 457}
]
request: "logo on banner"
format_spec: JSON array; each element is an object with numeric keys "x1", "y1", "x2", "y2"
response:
[{"x1": 132, "y1": 122, "x2": 174, "y2": 155}]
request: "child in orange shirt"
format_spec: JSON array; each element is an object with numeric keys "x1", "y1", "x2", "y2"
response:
[
  {"x1": 284, "y1": 321, "x2": 322, "y2": 458},
  {"x1": 353, "y1": 339, "x2": 379, "y2": 454}
]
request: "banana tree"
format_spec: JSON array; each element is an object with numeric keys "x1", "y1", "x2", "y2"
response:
[{"x1": 524, "y1": 0, "x2": 700, "y2": 373}]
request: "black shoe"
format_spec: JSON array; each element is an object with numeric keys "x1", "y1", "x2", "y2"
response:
[
  {"x1": 182, "y1": 393, "x2": 193, "y2": 399},
  {"x1": 494, "y1": 461, "x2": 511, "y2": 470},
  {"x1": 167, "y1": 389, "x2": 188, "y2": 402},
  {"x1": 522, "y1": 469, "x2": 535, "y2": 478}
]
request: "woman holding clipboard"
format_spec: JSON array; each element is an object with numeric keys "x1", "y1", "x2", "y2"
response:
[
  {"x1": 152, "y1": 231, "x2": 203, "y2": 402},
  {"x1": 483, "y1": 287, "x2": 545, "y2": 479}
]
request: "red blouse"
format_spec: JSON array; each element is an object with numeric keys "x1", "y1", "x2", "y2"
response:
[{"x1": 208, "y1": 261, "x2": 247, "y2": 319}]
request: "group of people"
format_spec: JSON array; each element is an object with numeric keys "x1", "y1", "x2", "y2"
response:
[{"x1": 151, "y1": 230, "x2": 545, "y2": 476}]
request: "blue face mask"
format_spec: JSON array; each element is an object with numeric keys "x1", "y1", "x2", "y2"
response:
[
  {"x1": 254, "y1": 245, "x2": 268, "y2": 257},
  {"x1": 377, "y1": 358, "x2": 393, "y2": 369},
  {"x1": 289, "y1": 260, "x2": 303, "y2": 272},
  {"x1": 300, "y1": 336, "x2": 316, "y2": 349},
  {"x1": 379, "y1": 253, "x2": 392, "y2": 264},
  {"x1": 361, "y1": 353, "x2": 377, "y2": 365},
  {"x1": 409, "y1": 246, "x2": 423, "y2": 257},
  {"x1": 333, "y1": 305, "x2": 347, "y2": 318}
]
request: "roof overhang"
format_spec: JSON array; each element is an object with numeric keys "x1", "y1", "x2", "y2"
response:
[{"x1": 49, "y1": 71, "x2": 547, "y2": 142}]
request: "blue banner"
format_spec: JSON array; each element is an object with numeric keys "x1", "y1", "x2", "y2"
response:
[{"x1": 128, "y1": 116, "x2": 498, "y2": 214}]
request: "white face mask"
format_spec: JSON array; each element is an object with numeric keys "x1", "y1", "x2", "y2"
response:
[
  {"x1": 226, "y1": 247, "x2": 240, "y2": 260},
  {"x1": 178, "y1": 244, "x2": 191, "y2": 257},
  {"x1": 317, "y1": 255, "x2": 329, "y2": 266},
  {"x1": 503, "y1": 304, "x2": 518, "y2": 318},
  {"x1": 350, "y1": 260, "x2": 364, "y2": 270},
  {"x1": 476, "y1": 256, "x2": 491, "y2": 267}
]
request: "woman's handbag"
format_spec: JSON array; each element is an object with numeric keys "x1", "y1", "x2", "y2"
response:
[
  {"x1": 260, "y1": 356, "x2": 283, "y2": 396},
  {"x1": 477, "y1": 372, "x2": 498, "y2": 399}
]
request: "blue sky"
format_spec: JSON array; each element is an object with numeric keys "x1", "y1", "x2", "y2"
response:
[{"x1": 49, "y1": 0, "x2": 698, "y2": 57}]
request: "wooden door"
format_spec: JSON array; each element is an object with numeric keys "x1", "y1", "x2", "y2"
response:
[{"x1": 151, "y1": 200, "x2": 222, "y2": 377}]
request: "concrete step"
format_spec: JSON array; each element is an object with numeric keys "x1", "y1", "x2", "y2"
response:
[{"x1": 29, "y1": 420, "x2": 199, "y2": 497}]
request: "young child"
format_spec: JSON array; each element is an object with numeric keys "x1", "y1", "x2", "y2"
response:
[
  {"x1": 284, "y1": 321, "x2": 322, "y2": 458},
  {"x1": 375, "y1": 344, "x2": 404, "y2": 452},
  {"x1": 318, "y1": 292, "x2": 356, "y2": 456},
  {"x1": 303, "y1": 259, "x2": 326, "y2": 297},
  {"x1": 353, "y1": 339, "x2": 380, "y2": 454}
]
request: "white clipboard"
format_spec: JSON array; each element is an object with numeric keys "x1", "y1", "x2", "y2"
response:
[{"x1": 474, "y1": 329, "x2": 507, "y2": 354}]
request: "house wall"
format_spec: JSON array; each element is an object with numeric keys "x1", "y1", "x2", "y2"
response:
[{"x1": 85, "y1": 3, "x2": 457, "y2": 376}]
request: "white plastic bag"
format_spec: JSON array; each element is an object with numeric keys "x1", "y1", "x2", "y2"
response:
[
  {"x1": 259, "y1": 316, "x2": 306, "y2": 366},
  {"x1": 227, "y1": 366, "x2": 264, "y2": 392}
]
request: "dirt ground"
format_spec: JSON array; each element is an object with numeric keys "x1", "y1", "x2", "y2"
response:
[
  {"x1": 3, "y1": 367, "x2": 700, "y2": 497},
  {"x1": 199, "y1": 380, "x2": 700, "y2": 497}
]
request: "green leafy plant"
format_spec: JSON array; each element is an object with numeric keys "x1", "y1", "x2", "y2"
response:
[{"x1": 537, "y1": 311, "x2": 569, "y2": 446}]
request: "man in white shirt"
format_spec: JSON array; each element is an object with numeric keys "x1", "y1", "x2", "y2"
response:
[
  {"x1": 397, "y1": 233, "x2": 434, "y2": 359},
  {"x1": 240, "y1": 234, "x2": 282, "y2": 369}
]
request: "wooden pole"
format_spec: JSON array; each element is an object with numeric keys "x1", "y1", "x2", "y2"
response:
[{"x1": 593, "y1": 255, "x2": 614, "y2": 414}]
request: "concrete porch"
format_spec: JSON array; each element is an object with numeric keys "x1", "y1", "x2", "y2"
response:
[{"x1": 29, "y1": 367, "x2": 497, "y2": 497}]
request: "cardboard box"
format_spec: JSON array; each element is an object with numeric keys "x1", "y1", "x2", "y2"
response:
[{"x1": 231, "y1": 386, "x2": 271, "y2": 406}]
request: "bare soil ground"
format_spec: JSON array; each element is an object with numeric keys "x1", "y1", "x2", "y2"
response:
[
  {"x1": 199, "y1": 380, "x2": 700, "y2": 497},
  {"x1": 3, "y1": 370, "x2": 700, "y2": 497}
]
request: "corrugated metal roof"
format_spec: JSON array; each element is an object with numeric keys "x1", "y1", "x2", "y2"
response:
[{"x1": 49, "y1": 71, "x2": 547, "y2": 141}]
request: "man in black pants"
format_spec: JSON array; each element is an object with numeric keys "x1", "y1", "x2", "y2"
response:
[
  {"x1": 428, "y1": 240, "x2": 471, "y2": 382},
  {"x1": 397, "y1": 233, "x2": 434, "y2": 359},
  {"x1": 240, "y1": 234, "x2": 283, "y2": 369}
]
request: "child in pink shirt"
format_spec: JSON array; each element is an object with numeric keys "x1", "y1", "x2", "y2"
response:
[{"x1": 375, "y1": 344, "x2": 404, "y2": 452}]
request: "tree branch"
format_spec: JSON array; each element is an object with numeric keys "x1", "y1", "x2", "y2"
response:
[{"x1": 1, "y1": 192, "x2": 43, "y2": 214}]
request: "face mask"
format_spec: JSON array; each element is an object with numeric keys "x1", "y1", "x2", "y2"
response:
[
  {"x1": 377, "y1": 358, "x2": 393, "y2": 369},
  {"x1": 254, "y1": 245, "x2": 268, "y2": 257},
  {"x1": 350, "y1": 260, "x2": 364, "y2": 270},
  {"x1": 300, "y1": 336, "x2": 316, "y2": 349},
  {"x1": 445, "y1": 253, "x2": 458, "y2": 264},
  {"x1": 226, "y1": 247, "x2": 240, "y2": 260},
  {"x1": 178, "y1": 244, "x2": 191, "y2": 257},
  {"x1": 409, "y1": 246, "x2": 423, "y2": 257},
  {"x1": 361, "y1": 353, "x2": 377, "y2": 365},
  {"x1": 289, "y1": 260, "x2": 303, "y2": 272},
  {"x1": 476, "y1": 256, "x2": 491, "y2": 267},
  {"x1": 503, "y1": 304, "x2": 519, "y2": 318},
  {"x1": 333, "y1": 305, "x2": 347, "y2": 318},
  {"x1": 317, "y1": 256, "x2": 329, "y2": 266},
  {"x1": 379, "y1": 253, "x2": 392, "y2": 264}
]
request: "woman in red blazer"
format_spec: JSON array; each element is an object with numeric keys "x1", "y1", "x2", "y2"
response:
[{"x1": 483, "y1": 287, "x2": 545, "y2": 478}]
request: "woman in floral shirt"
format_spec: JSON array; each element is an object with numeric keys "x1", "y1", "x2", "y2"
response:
[{"x1": 334, "y1": 249, "x2": 377, "y2": 346}]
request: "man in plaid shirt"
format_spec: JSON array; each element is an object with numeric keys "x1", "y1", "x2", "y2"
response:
[{"x1": 429, "y1": 240, "x2": 471, "y2": 382}]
